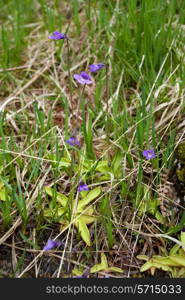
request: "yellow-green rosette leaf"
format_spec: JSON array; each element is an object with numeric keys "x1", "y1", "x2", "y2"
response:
[
  {"x1": 169, "y1": 244, "x2": 181, "y2": 256},
  {"x1": 59, "y1": 158, "x2": 71, "y2": 168},
  {"x1": 77, "y1": 187, "x2": 101, "y2": 211},
  {"x1": 95, "y1": 161, "x2": 109, "y2": 173},
  {"x1": 77, "y1": 206, "x2": 94, "y2": 215},
  {"x1": 0, "y1": 184, "x2": 6, "y2": 201},
  {"x1": 45, "y1": 186, "x2": 68, "y2": 207},
  {"x1": 72, "y1": 268, "x2": 84, "y2": 276},
  {"x1": 140, "y1": 261, "x2": 154, "y2": 272},
  {"x1": 140, "y1": 260, "x2": 172, "y2": 273},
  {"x1": 107, "y1": 267, "x2": 123, "y2": 273},
  {"x1": 79, "y1": 215, "x2": 96, "y2": 225},
  {"x1": 180, "y1": 228, "x2": 185, "y2": 247},
  {"x1": 169, "y1": 255, "x2": 185, "y2": 267},
  {"x1": 90, "y1": 264, "x2": 105, "y2": 273},
  {"x1": 137, "y1": 255, "x2": 149, "y2": 261},
  {"x1": 152, "y1": 256, "x2": 181, "y2": 267},
  {"x1": 101, "y1": 253, "x2": 108, "y2": 269},
  {"x1": 77, "y1": 207, "x2": 96, "y2": 224},
  {"x1": 43, "y1": 207, "x2": 66, "y2": 218},
  {"x1": 75, "y1": 219, "x2": 91, "y2": 246},
  {"x1": 90, "y1": 253, "x2": 109, "y2": 273}
]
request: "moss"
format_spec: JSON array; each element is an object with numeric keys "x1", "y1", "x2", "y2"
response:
[
  {"x1": 176, "y1": 143, "x2": 185, "y2": 162},
  {"x1": 174, "y1": 142, "x2": 185, "y2": 184},
  {"x1": 175, "y1": 143, "x2": 185, "y2": 182},
  {"x1": 176, "y1": 168, "x2": 185, "y2": 183}
]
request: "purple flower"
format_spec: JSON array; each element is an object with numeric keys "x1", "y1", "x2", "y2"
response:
[
  {"x1": 142, "y1": 149, "x2": 156, "y2": 160},
  {"x1": 73, "y1": 72, "x2": 92, "y2": 85},
  {"x1": 65, "y1": 137, "x2": 80, "y2": 147},
  {"x1": 89, "y1": 63, "x2": 105, "y2": 73},
  {"x1": 49, "y1": 31, "x2": 67, "y2": 40},
  {"x1": 43, "y1": 239, "x2": 62, "y2": 251},
  {"x1": 78, "y1": 183, "x2": 89, "y2": 192}
]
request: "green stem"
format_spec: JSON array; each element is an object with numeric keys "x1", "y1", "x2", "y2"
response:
[
  {"x1": 105, "y1": 63, "x2": 109, "y2": 142},
  {"x1": 78, "y1": 84, "x2": 86, "y2": 115},
  {"x1": 72, "y1": 84, "x2": 86, "y2": 137},
  {"x1": 66, "y1": 38, "x2": 73, "y2": 108}
]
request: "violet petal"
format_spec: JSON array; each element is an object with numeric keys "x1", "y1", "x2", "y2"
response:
[
  {"x1": 43, "y1": 239, "x2": 62, "y2": 251},
  {"x1": 89, "y1": 63, "x2": 105, "y2": 73},
  {"x1": 142, "y1": 149, "x2": 156, "y2": 160},
  {"x1": 65, "y1": 137, "x2": 80, "y2": 146}
]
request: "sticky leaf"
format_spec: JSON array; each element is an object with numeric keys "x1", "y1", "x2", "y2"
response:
[
  {"x1": 77, "y1": 187, "x2": 101, "y2": 210},
  {"x1": 75, "y1": 219, "x2": 91, "y2": 246},
  {"x1": 108, "y1": 267, "x2": 123, "y2": 273},
  {"x1": 45, "y1": 186, "x2": 68, "y2": 207},
  {"x1": 170, "y1": 255, "x2": 185, "y2": 267},
  {"x1": 180, "y1": 229, "x2": 185, "y2": 247},
  {"x1": 90, "y1": 253, "x2": 108, "y2": 273}
]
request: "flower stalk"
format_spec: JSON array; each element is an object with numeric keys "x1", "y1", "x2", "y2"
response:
[
  {"x1": 105, "y1": 63, "x2": 109, "y2": 143},
  {"x1": 66, "y1": 37, "x2": 73, "y2": 108}
]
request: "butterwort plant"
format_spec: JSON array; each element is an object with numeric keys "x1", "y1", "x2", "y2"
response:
[{"x1": 44, "y1": 185, "x2": 101, "y2": 246}]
